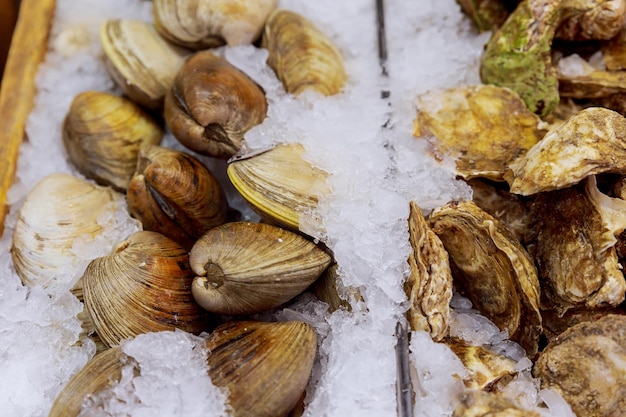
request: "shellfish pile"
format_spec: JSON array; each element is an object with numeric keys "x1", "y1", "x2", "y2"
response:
[{"x1": 7, "y1": 0, "x2": 626, "y2": 416}]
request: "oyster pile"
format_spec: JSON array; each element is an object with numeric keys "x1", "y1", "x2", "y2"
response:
[{"x1": 407, "y1": 1, "x2": 626, "y2": 414}]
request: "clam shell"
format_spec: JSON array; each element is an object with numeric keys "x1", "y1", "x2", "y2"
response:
[
  {"x1": 49, "y1": 347, "x2": 128, "y2": 417},
  {"x1": 11, "y1": 173, "x2": 131, "y2": 292},
  {"x1": 227, "y1": 143, "x2": 329, "y2": 234},
  {"x1": 83, "y1": 230, "x2": 212, "y2": 347},
  {"x1": 153, "y1": 0, "x2": 277, "y2": 49},
  {"x1": 429, "y1": 200, "x2": 542, "y2": 356},
  {"x1": 100, "y1": 19, "x2": 187, "y2": 109},
  {"x1": 206, "y1": 320, "x2": 316, "y2": 417},
  {"x1": 127, "y1": 145, "x2": 229, "y2": 250},
  {"x1": 62, "y1": 91, "x2": 163, "y2": 191},
  {"x1": 164, "y1": 50, "x2": 267, "y2": 159},
  {"x1": 262, "y1": 9, "x2": 347, "y2": 96},
  {"x1": 190, "y1": 222, "x2": 331, "y2": 315}
]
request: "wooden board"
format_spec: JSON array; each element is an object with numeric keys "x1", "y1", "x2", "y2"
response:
[{"x1": 0, "y1": 0, "x2": 57, "y2": 235}]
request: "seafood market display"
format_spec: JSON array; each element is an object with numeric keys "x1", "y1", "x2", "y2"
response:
[{"x1": 5, "y1": 0, "x2": 626, "y2": 416}]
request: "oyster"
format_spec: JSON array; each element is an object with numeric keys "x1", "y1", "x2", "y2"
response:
[
  {"x1": 481, "y1": 0, "x2": 626, "y2": 116},
  {"x1": 525, "y1": 176, "x2": 626, "y2": 314},
  {"x1": 557, "y1": 0, "x2": 626, "y2": 41},
  {"x1": 457, "y1": 0, "x2": 511, "y2": 32},
  {"x1": 405, "y1": 201, "x2": 453, "y2": 341},
  {"x1": 480, "y1": 0, "x2": 563, "y2": 116},
  {"x1": 206, "y1": 320, "x2": 316, "y2": 417},
  {"x1": 227, "y1": 143, "x2": 329, "y2": 234},
  {"x1": 83, "y1": 231, "x2": 212, "y2": 347},
  {"x1": 11, "y1": 173, "x2": 135, "y2": 293},
  {"x1": 467, "y1": 179, "x2": 532, "y2": 243},
  {"x1": 429, "y1": 200, "x2": 542, "y2": 356},
  {"x1": 414, "y1": 85, "x2": 543, "y2": 181},
  {"x1": 534, "y1": 314, "x2": 626, "y2": 417},
  {"x1": 189, "y1": 222, "x2": 331, "y2": 315},
  {"x1": 262, "y1": 9, "x2": 347, "y2": 96},
  {"x1": 541, "y1": 308, "x2": 624, "y2": 342},
  {"x1": 100, "y1": 19, "x2": 187, "y2": 109},
  {"x1": 49, "y1": 347, "x2": 127, "y2": 417},
  {"x1": 62, "y1": 91, "x2": 163, "y2": 191},
  {"x1": 453, "y1": 390, "x2": 542, "y2": 417},
  {"x1": 153, "y1": 0, "x2": 277, "y2": 49},
  {"x1": 164, "y1": 50, "x2": 267, "y2": 159},
  {"x1": 507, "y1": 107, "x2": 626, "y2": 195},
  {"x1": 446, "y1": 338, "x2": 517, "y2": 390},
  {"x1": 127, "y1": 145, "x2": 229, "y2": 250},
  {"x1": 601, "y1": 27, "x2": 626, "y2": 70}
]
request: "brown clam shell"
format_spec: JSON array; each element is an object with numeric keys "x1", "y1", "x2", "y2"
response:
[
  {"x1": 206, "y1": 320, "x2": 317, "y2": 417},
  {"x1": 189, "y1": 222, "x2": 331, "y2": 315},
  {"x1": 164, "y1": 51, "x2": 267, "y2": 159},
  {"x1": 83, "y1": 231, "x2": 212, "y2": 347}
]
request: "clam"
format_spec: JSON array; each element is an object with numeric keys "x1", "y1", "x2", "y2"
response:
[
  {"x1": 227, "y1": 143, "x2": 329, "y2": 234},
  {"x1": 405, "y1": 201, "x2": 453, "y2": 341},
  {"x1": 262, "y1": 9, "x2": 347, "y2": 96},
  {"x1": 127, "y1": 145, "x2": 229, "y2": 250},
  {"x1": 49, "y1": 347, "x2": 128, "y2": 417},
  {"x1": 506, "y1": 107, "x2": 626, "y2": 195},
  {"x1": 11, "y1": 173, "x2": 139, "y2": 293},
  {"x1": 445, "y1": 338, "x2": 517, "y2": 391},
  {"x1": 164, "y1": 50, "x2": 267, "y2": 159},
  {"x1": 62, "y1": 91, "x2": 163, "y2": 191},
  {"x1": 83, "y1": 230, "x2": 212, "y2": 347},
  {"x1": 414, "y1": 85, "x2": 543, "y2": 181},
  {"x1": 534, "y1": 314, "x2": 626, "y2": 417},
  {"x1": 153, "y1": 0, "x2": 277, "y2": 49},
  {"x1": 206, "y1": 320, "x2": 317, "y2": 417},
  {"x1": 309, "y1": 263, "x2": 361, "y2": 312},
  {"x1": 429, "y1": 200, "x2": 542, "y2": 356},
  {"x1": 100, "y1": 19, "x2": 188, "y2": 109},
  {"x1": 189, "y1": 222, "x2": 331, "y2": 315},
  {"x1": 525, "y1": 176, "x2": 626, "y2": 314}
]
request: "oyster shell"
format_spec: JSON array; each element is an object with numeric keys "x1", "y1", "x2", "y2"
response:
[
  {"x1": 164, "y1": 50, "x2": 267, "y2": 159},
  {"x1": 206, "y1": 320, "x2": 316, "y2": 417},
  {"x1": 467, "y1": 179, "x2": 532, "y2": 243},
  {"x1": 601, "y1": 27, "x2": 626, "y2": 70},
  {"x1": 227, "y1": 143, "x2": 329, "y2": 234},
  {"x1": 457, "y1": 0, "x2": 510, "y2": 32},
  {"x1": 11, "y1": 173, "x2": 134, "y2": 293},
  {"x1": 153, "y1": 0, "x2": 277, "y2": 49},
  {"x1": 557, "y1": 0, "x2": 626, "y2": 41},
  {"x1": 507, "y1": 107, "x2": 626, "y2": 195},
  {"x1": 100, "y1": 19, "x2": 187, "y2": 109},
  {"x1": 525, "y1": 176, "x2": 626, "y2": 314},
  {"x1": 262, "y1": 9, "x2": 347, "y2": 96},
  {"x1": 429, "y1": 200, "x2": 542, "y2": 356},
  {"x1": 534, "y1": 314, "x2": 626, "y2": 417},
  {"x1": 453, "y1": 390, "x2": 542, "y2": 417},
  {"x1": 83, "y1": 231, "x2": 212, "y2": 347},
  {"x1": 127, "y1": 145, "x2": 229, "y2": 250},
  {"x1": 446, "y1": 338, "x2": 517, "y2": 391},
  {"x1": 62, "y1": 91, "x2": 163, "y2": 191},
  {"x1": 405, "y1": 201, "x2": 453, "y2": 341},
  {"x1": 414, "y1": 85, "x2": 543, "y2": 181},
  {"x1": 189, "y1": 222, "x2": 331, "y2": 315}
]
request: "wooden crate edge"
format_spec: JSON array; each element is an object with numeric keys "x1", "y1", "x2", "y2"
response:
[{"x1": 0, "y1": 0, "x2": 57, "y2": 236}]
